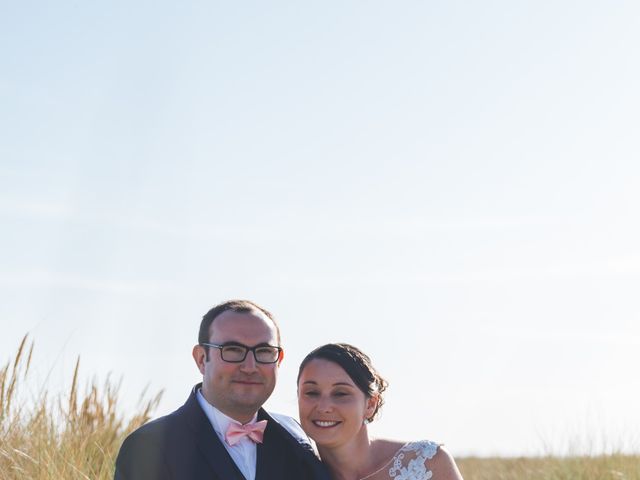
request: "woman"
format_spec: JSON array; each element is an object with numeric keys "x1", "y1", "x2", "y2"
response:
[{"x1": 297, "y1": 343, "x2": 464, "y2": 480}]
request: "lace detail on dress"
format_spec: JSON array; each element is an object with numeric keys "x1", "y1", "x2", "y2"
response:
[{"x1": 388, "y1": 440, "x2": 439, "y2": 480}]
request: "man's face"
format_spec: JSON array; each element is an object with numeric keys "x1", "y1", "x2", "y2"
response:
[{"x1": 193, "y1": 309, "x2": 281, "y2": 423}]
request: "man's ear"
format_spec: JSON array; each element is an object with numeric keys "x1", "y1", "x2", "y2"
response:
[
  {"x1": 192, "y1": 344, "x2": 206, "y2": 374},
  {"x1": 277, "y1": 348, "x2": 284, "y2": 366}
]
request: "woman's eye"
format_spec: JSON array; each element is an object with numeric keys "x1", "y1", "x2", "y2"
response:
[
  {"x1": 333, "y1": 391, "x2": 349, "y2": 397},
  {"x1": 304, "y1": 391, "x2": 319, "y2": 397}
]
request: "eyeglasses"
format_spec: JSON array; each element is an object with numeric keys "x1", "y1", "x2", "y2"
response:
[{"x1": 200, "y1": 342, "x2": 283, "y2": 364}]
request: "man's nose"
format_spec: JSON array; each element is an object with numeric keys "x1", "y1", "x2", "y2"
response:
[{"x1": 239, "y1": 351, "x2": 258, "y2": 372}]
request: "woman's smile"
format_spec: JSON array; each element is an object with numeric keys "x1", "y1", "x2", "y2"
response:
[{"x1": 312, "y1": 420, "x2": 342, "y2": 428}]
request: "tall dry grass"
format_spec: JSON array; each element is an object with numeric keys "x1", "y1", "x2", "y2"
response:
[
  {"x1": 2, "y1": 335, "x2": 639, "y2": 479},
  {"x1": 0, "y1": 335, "x2": 161, "y2": 480},
  {"x1": 457, "y1": 455, "x2": 640, "y2": 480}
]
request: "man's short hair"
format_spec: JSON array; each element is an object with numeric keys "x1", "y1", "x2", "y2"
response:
[{"x1": 198, "y1": 299, "x2": 281, "y2": 347}]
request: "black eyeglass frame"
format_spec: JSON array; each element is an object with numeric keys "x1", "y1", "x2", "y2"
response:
[{"x1": 200, "y1": 342, "x2": 283, "y2": 364}]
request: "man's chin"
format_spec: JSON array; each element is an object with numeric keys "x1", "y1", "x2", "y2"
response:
[{"x1": 228, "y1": 393, "x2": 268, "y2": 409}]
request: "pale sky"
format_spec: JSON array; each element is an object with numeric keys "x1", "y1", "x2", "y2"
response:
[{"x1": 2, "y1": 1, "x2": 639, "y2": 457}]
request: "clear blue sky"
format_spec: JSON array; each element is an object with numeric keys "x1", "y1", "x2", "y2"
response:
[{"x1": 2, "y1": 1, "x2": 639, "y2": 456}]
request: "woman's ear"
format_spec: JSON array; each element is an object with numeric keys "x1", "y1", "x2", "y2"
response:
[{"x1": 365, "y1": 393, "x2": 379, "y2": 422}]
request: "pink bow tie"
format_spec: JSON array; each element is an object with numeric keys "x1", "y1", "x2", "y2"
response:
[{"x1": 225, "y1": 420, "x2": 268, "y2": 446}]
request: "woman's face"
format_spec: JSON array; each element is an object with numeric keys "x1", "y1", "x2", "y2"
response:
[{"x1": 297, "y1": 358, "x2": 376, "y2": 448}]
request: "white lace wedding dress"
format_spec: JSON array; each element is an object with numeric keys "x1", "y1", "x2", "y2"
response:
[{"x1": 363, "y1": 440, "x2": 440, "y2": 480}]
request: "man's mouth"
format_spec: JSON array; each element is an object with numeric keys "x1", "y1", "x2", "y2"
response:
[
  {"x1": 312, "y1": 420, "x2": 341, "y2": 428},
  {"x1": 232, "y1": 378, "x2": 264, "y2": 385}
]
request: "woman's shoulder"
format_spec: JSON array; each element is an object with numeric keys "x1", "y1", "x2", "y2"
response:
[
  {"x1": 399, "y1": 439, "x2": 441, "y2": 458},
  {"x1": 382, "y1": 440, "x2": 463, "y2": 480},
  {"x1": 423, "y1": 444, "x2": 463, "y2": 480},
  {"x1": 371, "y1": 438, "x2": 408, "y2": 456},
  {"x1": 370, "y1": 438, "x2": 440, "y2": 459}
]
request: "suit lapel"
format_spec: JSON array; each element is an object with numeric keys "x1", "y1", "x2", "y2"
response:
[
  {"x1": 255, "y1": 409, "x2": 285, "y2": 480},
  {"x1": 194, "y1": 425, "x2": 247, "y2": 480},
  {"x1": 183, "y1": 385, "x2": 247, "y2": 480},
  {"x1": 256, "y1": 410, "x2": 331, "y2": 480}
]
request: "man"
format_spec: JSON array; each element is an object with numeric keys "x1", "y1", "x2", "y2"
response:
[{"x1": 115, "y1": 299, "x2": 329, "y2": 480}]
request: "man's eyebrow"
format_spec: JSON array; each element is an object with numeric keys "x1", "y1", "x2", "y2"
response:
[{"x1": 219, "y1": 341, "x2": 273, "y2": 348}]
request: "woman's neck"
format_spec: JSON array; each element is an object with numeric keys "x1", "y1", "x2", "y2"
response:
[{"x1": 318, "y1": 432, "x2": 379, "y2": 480}]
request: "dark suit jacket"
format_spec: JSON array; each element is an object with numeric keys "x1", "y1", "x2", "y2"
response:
[{"x1": 115, "y1": 384, "x2": 329, "y2": 480}]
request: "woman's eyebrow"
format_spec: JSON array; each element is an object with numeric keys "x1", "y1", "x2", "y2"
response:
[{"x1": 301, "y1": 380, "x2": 355, "y2": 387}]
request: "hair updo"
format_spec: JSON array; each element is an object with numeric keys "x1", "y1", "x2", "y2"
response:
[{"x1": 297, "y1": 343, "x2": 388, "y2": 422}]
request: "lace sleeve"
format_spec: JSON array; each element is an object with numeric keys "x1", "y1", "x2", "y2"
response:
[{"x1": 388, "y1": 440, "x2": 440, "y2": 480}]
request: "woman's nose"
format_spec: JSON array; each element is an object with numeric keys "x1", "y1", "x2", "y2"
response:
[{"x1": 317, "y1": 396, "x2": 333, "y2": 412}]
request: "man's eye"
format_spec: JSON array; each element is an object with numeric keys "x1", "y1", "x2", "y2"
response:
[
  {"x1": 255, "y1": 347, "x2": 275, "y2": 355},
  {"x1": 223, "y1": 346, "x2": 245, "y2": 354}
]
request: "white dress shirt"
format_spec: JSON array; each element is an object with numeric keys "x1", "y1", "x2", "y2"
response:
[{"x1": 196, "y1": 389, "x2": 259, "y2": 480}]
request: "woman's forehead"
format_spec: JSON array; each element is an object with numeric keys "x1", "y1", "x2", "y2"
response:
[{"x1": 300, "y1": 358, "x2": 355, "y2": 384}]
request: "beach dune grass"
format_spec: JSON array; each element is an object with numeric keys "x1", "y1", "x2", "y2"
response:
[
  {"x1": 457, "y1": 455, "x2": 640, "y2": 480},
  {"x1": 1, "y1": 335, "x2": 161, "y2": 480},
  {"x1": 2, "y1": 335, "x2": 639, "y2": 479}
]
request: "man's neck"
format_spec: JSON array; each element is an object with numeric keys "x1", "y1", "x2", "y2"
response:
[
  {"x1": 222, "y1": 409, "x2": 258, "y2": 425},
  {"x1": 199, "y1": 388, "x2": 259, "y2": 424}
]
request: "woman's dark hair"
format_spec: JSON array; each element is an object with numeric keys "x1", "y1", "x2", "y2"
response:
[{"x1": 297, "y1": 343, "x2": 388, "y2": 422}]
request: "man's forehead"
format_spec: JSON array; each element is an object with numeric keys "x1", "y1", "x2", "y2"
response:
[{"x1": 209, "y1": 309, "x2": 277, "y2": 340}]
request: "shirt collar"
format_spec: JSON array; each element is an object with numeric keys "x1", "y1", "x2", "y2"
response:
[{"x1": 196, "y1": 388, "x2": 258, "y2": 436}]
